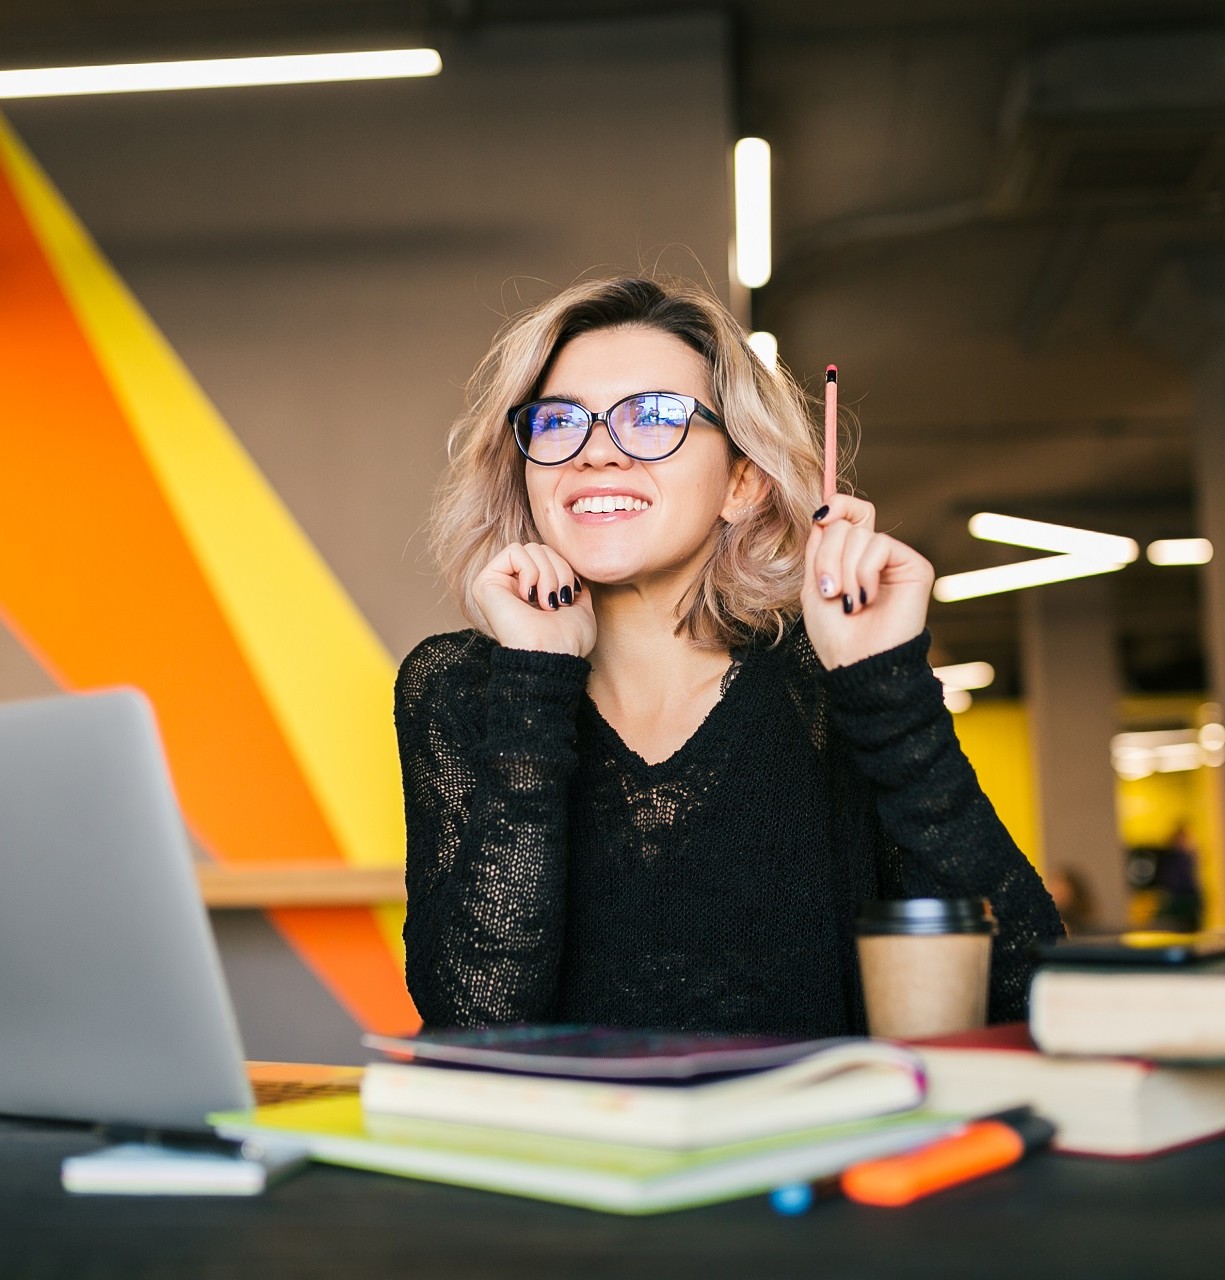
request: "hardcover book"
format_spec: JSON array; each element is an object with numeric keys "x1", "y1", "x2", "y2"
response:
[
  {"x1": 911, "y1": 1022, "x2": 1225, "y2": 1157},
  {"x1": 1029, "y1": 957, "x2": 1225, "y2": 1061}
]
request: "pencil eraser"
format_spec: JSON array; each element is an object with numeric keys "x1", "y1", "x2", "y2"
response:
[{"x1": 825, "y1": 365, "x2": 837, "y2": 381}]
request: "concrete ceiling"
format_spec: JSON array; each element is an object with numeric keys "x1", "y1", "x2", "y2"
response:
[{"x1": 3, "y1": 0, "x2": 1223, "y2": 696}]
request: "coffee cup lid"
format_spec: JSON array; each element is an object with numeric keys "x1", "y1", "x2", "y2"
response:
[{"x1": 855, "y1": 897, "x2": 997, "y2": 936}]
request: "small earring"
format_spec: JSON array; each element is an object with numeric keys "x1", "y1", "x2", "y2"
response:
[{"x1": 730, "y1": 503, "x2": 756, "y2": 520}]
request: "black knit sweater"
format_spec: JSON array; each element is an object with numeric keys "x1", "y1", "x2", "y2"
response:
[{"x1": 394, "y1": 624, "x2": 1062, "y2": 1036}]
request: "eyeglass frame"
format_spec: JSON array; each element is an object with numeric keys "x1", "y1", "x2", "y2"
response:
[{"x1": 506, "y1": 390, "x2": 725, "y2": 466}]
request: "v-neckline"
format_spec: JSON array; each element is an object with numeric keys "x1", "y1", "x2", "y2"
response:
[{"x1": 579, "y1": 646, "x2": 753, "y2": 773}]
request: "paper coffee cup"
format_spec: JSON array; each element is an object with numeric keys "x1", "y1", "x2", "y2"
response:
[{"x1": 855, "y1": 898, "x2": 996, "y2": 1040}]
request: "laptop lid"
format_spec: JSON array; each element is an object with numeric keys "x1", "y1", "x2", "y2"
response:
[{"x1": 0, "y1": 687, "x2": 254, "y2": 1129}]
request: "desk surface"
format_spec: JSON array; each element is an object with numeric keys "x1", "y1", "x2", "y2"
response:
[{"x1": 3, "y1": 1117, "x2": 1223, "y2": 1280}]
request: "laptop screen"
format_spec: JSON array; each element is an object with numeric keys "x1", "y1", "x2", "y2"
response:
[{"x1": 0, "y1": 688, "x2": 253, "y2": 1129}]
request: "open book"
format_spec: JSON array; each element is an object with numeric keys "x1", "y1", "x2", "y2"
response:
[{"x1": 360, "y1": 1027, "x2": 925, "y2": 1149}]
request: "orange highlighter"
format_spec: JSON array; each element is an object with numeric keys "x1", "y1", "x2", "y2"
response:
[{"x1": 841, "y1": 1108, "x2": 1055, "y2": 1207}]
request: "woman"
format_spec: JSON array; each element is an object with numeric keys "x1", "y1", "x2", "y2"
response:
[{"x1": 396, "y1": 274, "x2": 1061, "y2": 1035}]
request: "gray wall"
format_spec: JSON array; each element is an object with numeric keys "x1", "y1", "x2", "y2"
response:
[
  {"x1": 0, "y1": 14, "x2": 735, "y2": 1062},
  {"x1": 3, "y1": 14, "x2": 734, "y2": 676}
]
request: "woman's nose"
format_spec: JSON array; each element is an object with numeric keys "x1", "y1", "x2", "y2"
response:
[{"x1": 574, "y1": 417, "x2": 632, "y2": 467}]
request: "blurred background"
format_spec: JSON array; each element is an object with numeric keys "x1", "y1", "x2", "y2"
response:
[{"x1": 1, "y1": 0, "x2": 1223, "y2": 1059}]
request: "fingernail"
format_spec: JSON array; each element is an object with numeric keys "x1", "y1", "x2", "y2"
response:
[
  {"x1": 819, "y1": 574, "x2": 837, "y2": 598},
  {"x1": 559, "y1": 585, "x2": 573, "y2": 606},
  {"x1": 574, "y1": 578, "x2": 582, "y2": 595},
  {"x1": 842, "y1": 594, "x2": 854, "y2": 614},
  {"x1": 547, "y1": 591, "x2": 559, "y2": 610},
  {"x1": 812, "y1": 505, "x2": 829, "y2": 522},
  {"x1": 528, "y1": 585, "x2": 538, "y2": 604},
  {"x1": 859, "y1": 587, "x2": 867, "y2": 606}
]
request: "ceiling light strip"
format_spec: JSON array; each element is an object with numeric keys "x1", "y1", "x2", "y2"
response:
[
  {"x1": 933, "y1": 553, "x2": 1130, "y2": 602},
  {"x1": 747, "y1": 330, "x2": 778, "y2": 370},
  {"x1": 0, "y1": 49, "x2": 442, "y2": 99},
  {"x1": 734, "y1": 137, "x2": 771, "y2": 289},
  {"x1": 1146, "y1": 537, "x2": 1213, "y2": 566},
  {"x1": 932, "y1": 661, "x2": 995, "y2": 691},
  {"x1": 968, "y1": 512, "x2": 1138, "y2": 562}
]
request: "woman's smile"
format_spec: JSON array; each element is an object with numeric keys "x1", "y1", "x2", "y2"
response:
[{"x1": 565, "y1": 489, "x2": 653, "y2": 518}]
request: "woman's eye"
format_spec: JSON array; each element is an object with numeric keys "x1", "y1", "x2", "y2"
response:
[
  {"x1": 629, "y1": 398, "x2": 683, "y2": 431},
  {"x1": 538, "y1": 411, "x2": 579, "y2": 434}
]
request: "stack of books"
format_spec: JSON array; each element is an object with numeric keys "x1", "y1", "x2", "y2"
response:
[
  {"x1": 910, "y1": 930, "x2": 1225, "y2": 1157},
  {"x1": 212, "y1": 1026, "x2": 961, "y2": 1213}
]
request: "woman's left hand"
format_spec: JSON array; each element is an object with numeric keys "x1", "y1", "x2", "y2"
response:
[{"x1": 800, "y1": 495, "x2": 935, "y2": 670}]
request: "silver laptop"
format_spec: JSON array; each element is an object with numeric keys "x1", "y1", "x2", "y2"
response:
[{"x1": 0, "y1": 687, "x2": 254, "y2": 1130}]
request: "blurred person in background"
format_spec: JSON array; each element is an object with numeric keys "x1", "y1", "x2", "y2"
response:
[
  {"x1": 1046, "y1": 866, "x2": 1095, "y2": 935},
  {"x1": 1128, "y1": 824, "x2": 1204, "y2": 933}
]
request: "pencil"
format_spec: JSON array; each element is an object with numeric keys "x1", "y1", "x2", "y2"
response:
[{"x1": 823, "y1": 364, "x2": 838, "y2": 501}]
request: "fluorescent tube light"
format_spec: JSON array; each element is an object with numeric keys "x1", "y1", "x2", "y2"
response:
[
  {"x1": 747, "y1": 330, "x2": 778, "y2": 370},
  {"x1": 934, "y1": 661, "x2": 993, "y2": 712},
  {"x1": 932, "y1": 554, "x2": 1129, "y2": 602},
  {"x1": 1111, "y1": 723, "x2": 1225, "y2": 777},
  {"x1": 1200, "y1": 722, "x2": 1225, "y2": 754},
  {"x1": 932, "y1": 661, "x2": 995, "y2": 692},
  {"x1": 943, "y1": 688, "x2": 973, "y2": 714},
  {"x1": 1149, "y1": 743, "x2": 1207, "y2": 772},
  {"x1": 1113, "y1": 728, "x2": 1199, "y2": 751},
  {"x1": 1146, "y1": 538, "x2": 1213, "y2": 566},
  {"x1": 968, "y1": 512, "x2": 1138, "y2": 562},
  {"x1": 0, "y1": 48, "x2": 442, "y2": 98},
  {"x1": 734, "y1": 137, "x2": 771, "y2": 289}
]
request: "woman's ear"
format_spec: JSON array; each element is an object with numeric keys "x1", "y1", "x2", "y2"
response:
[{"x1": 721, "y1": 457, "x2": 770, "y2": 523}]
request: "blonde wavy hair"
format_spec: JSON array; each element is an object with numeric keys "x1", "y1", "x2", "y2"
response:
[{"x1": 430, "y1": 275, "x2": 831, "y2": 648}]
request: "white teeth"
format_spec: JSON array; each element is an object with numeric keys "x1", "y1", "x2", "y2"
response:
[{"x1": 570, "y1": 495, "x2": 650, "y2": 514}]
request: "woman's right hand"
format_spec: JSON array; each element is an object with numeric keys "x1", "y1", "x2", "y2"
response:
[{"x1": 473, "y1": 542, "x2": 597, "y2": 658}]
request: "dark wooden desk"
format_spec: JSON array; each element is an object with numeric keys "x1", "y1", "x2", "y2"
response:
[{"x1": 3, "y1": 1117, "x2": 1223, "y2": 1280}]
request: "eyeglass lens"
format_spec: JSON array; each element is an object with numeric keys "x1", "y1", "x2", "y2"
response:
[{"x1": 515, "y1": 393, "x2": 693, "y2": 463}]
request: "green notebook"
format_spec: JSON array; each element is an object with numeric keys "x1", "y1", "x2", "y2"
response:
[{"x1": 211, "y1": 1095, "x2": 959, "y2": 1214}]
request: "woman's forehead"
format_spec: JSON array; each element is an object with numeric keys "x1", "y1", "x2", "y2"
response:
[{"x1": 540, "y1": 326, "x2": 712, "y2": 402}]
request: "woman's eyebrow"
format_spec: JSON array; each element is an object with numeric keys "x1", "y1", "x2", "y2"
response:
[
  {"x1": 533, "y1": 389, "x2": 584, "y2": 403},
  {"x1": 533, "y1": 388, "x2": 694, "y2": 405}
]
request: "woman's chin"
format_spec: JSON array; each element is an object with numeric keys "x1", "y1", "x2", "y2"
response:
[
  {"x1": 572, "y1": 564, "x2": 637, "y2": 589},
  {"x1": 551, "y1": 533, "x2": 716, "y2": 598}
]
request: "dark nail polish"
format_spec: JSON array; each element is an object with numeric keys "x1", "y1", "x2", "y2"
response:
[
  {"x1": 573, "y1": 578, "x2": 582, "y2": 595},
  {"x1": 842, "y1": 594, "x2": 854, "y2": 614},
  {"x1": 859, "y1": 587, "x2": 867, "y2": 606},
  {"x1": 547, "y1": 591, "x2": 559, "y2": 610},
  {"x1": 813, "y1": 505, "x2": 829, "y2": 522},
  {"x1": 528, "y1": 585, "x2": 538, "y2": 604},
  {"x1": 559, "y1": 585, "x2": 573, "y2": 606}
]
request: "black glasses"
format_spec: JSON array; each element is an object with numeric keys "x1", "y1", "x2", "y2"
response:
[{"x1": 507, "y1": 391, "x2": 724, "y2": 466}]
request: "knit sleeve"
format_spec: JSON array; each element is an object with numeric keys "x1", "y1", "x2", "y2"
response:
[
  {"x1": 394, "y1": 632, "x2": 590, "y2": 1027},
  {"x1": 817, "y1": 631, "x2": 1064, "y2": 1022}
]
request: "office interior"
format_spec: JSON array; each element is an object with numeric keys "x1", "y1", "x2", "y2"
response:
[{"x1": 1, "y1": 0, "x2": 1224, "y2": 1067}]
